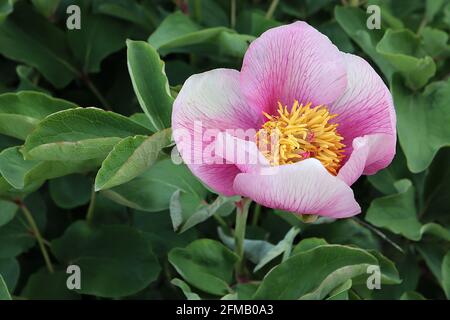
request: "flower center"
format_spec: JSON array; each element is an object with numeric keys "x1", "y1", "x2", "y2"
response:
[{"x1": 255, "y1": 100, "x2": 345, "y2": 175}]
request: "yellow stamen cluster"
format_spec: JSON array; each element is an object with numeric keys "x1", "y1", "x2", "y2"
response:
[{"x1": 256, "y1": 101, "x2": 345, "y2": 175}]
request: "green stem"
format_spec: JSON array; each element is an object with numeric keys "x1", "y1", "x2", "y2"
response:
[
  {"x1": 265, "y1": 0, "x2": 279, "y2": 19},
  {"x1": 251, "y1": 203, "x2": 261, "y2": 226},
  {"x1": 353, "y1": 218, "x2": 404, "y2": 253},
  {"x1": 214, "y1": 214, "x2": 228, "y2": 230},
  {"x1": 234, "y1": 198, "x2": 251, "y2": 281},
  {"x1": 20, "y1": 203, "x2": 54, "y2": 273},
  {"x1": 193, "y1": 0, "x2": 202, "y2": 22},
  {"x1": 86, "y1": 187, "x2": 97, "y2": 224},
  {"x1": 230, "y1": 0, "x2": 236, "y2": 28},
  {"x1": 416, "y1": 15, "x2": 427, "y2": 35}
]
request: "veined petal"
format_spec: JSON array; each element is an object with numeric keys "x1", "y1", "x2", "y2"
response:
[
  {"x1": 330, "y1": 53, "x2": 396, "y2": 173},
  {"x1": 240, "y1": 21, "x2": 347, "y2": 116},
  {"x1": 214, "y1": 132, "x2": 271, "y2": 174},
  {"x1": 172, "y1": 69, "x2": 259, "y2": 195},
  {"x1": 233, "y1": 159, "x2": 361, "y2": 218},
  {"x1": 337, "y1": 134, "x2": 395, "y2": 186}
]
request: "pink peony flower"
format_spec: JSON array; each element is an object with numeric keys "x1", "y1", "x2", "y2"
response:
[{"x1": 172, "y1": 22, "x2": 396, "y2": 218}]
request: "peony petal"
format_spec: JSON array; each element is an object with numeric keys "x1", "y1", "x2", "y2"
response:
[
  {"x1": 337, "y1": 134, "x2": 395, "y2": 186},
  {"x1": 330, "y1": 53, "x2": 396, "y2": 172},
  {"x1": 214, "y1": 132, "x2": 271, "y2": 174},
  {"x1": 233, "y1": 159, "x2": 361, "y2": 218},
  {"x1": 172, "y1": 69, "x2": 260, "y2": 195},
  {"x1": 240, "y1": 21, "x2": 347, "y2": 116}
]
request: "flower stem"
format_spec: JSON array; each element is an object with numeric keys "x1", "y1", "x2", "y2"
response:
[
  {"x1": 19, "y1": 203, "x2": 54, "y2": 273},
  {"x1": 265, "y1": 0, "x2": 279, "y2": 19},
  {"x1": 230, "y1": 0, "x2": 236, "y2": 29},
  {"x1": 234, "y1": 198, "x2": 251, "y2": 281},
  {"x1": 86, "y1": 187, "x2": 97, "y2": 225},
  {"x1": 251, "y1": 203, "x2": 261, "y2": 226},
  {"x1": 193, "y1": 0, "x2": 202, "y2": 22},
  {"x1": 416, "y1": 15, "x2": 427, "y2": 35}
]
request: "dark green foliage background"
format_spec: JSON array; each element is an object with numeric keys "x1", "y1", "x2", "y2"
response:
[{"x1": 0, "y1": 0, "x2": 449, "y2": 300}]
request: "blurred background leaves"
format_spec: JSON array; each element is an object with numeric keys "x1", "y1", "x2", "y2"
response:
[{"x1": 0, "y1": 0, "x2": 449, "y2": 300}]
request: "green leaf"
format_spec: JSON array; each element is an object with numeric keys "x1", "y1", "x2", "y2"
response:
[
  {"x1": 425, "y1": 0, "x2": 446, "y2": 22},
  {"x1": 93, "y1": 0, "x2": 157, "y2": 32},
  {"x1": 318, "y1": 20, "x2": 354, "y2": 53},
  {"x1": 424, "y1": 148, "x2": 450, "y2": 219},
  {"x1": 416, "y1": 243, "x2": 447, "y2": 284},
  {"x1": 188, "y1": 0, "x2": 228, "y2": 27},
  {"x1": 95, "y1": 128, "x2": 172, "y2": 191},
  {"x1": 218, "y1": 227, "x2": 275, "y2": 265},
  {"x1": 0, "y1": 275, "x2": 11, "y2": 300},
  {"x1": 170, "y1": 193, "x2": 238, "y2": 233},
  {"x1": 16, "y1": 66, "x2": 50, "y2": 94},
  {"x1": 148, "y1": 12, "x2": 254, "y2": 58},
  {"x1": 421, "y1": 27, "x2": 449, "y2": 57},
  {"x1": 102, "y1": 158, "x2": 208, "y2": 212},
  {"x1": 0, "y1": 2, "x2": 79, "y2": 88},
  {"x1": 132, "y1": 209, "x2": 198, "y2": 259},
  {"x1": 253, "y1": 227, "x2": 300, "y2": 272},
  {"x1": 129, "y1": 113, "x2": 157, "y2": 132},
  {"x1": 419, "y1": 223, "x2": 450, "y2": 242},
  {"x1": 253, "y1": 245, "x2": 378, "y2": 300},
  {"x1": 299, "y1": 219, "x2": 380, "y2": 250},
  {"x1": 367, "y1": 0, "x2": 404, "y2": 29},
  {"x1": 367, "y1": 180, "x2": 449, "y2": 242},
  {"x1": 367, "y1": 146, "x2": 411, "y2": 195},
  {"x1": 0, "y1": 199, "x2": 17, "y2": 226},
  {"x1": 400, "y1": 291, "x2": 426, "y2": 300},
  {"x1": 392, "y1": 76, "x2": 450, "y2": 172},
  {"x1": 367, "y1": 250, "x2": 401, "y2": 285},
  {"x1": 126, "y1": 40, "x2": 173, "y2": 131},
  {"x1": 0, "y1": 146, "x2": 101, "y2": 190},
  {"x1": 31, "y1": 0, "x2": 59, "y2": 17},
  {"x1": 221, "y1": 283, "x2": 260, "y2": 300},
  {"x1": 0, "y1": 174, "x2": 42, "y2": 198},
  {"x1": 442, "y1": 252, "x2": 450, "y2": 299},
  {"x1": 377, "y1": 29, "x2": 436, "y2": 89},
  {"x1": 168, "y1": 239, "x2": 238, "y2": 296},
  {"x1": 0, "y1": 91, "x2": 77, "y2": 140},
  {"x1": 67, "y1": 11, "x2": 132, "y2": 73},
  {"x1": 335, "y1": 6, "x2": 394, "y2": 80},
  {"x1": 49, "y1": 174, "x2": 91, "y2": 209},
  {"x1": 373, "y1": 252, "x2": 420, "y2": 300},
  {"x1": 236, "y1": 10, "x2": 282, "y2": 37},
  {"x1": 444, "y1": 3, "x2": 450, "y2": 26},
  {"x1": 51, "y1": 221, "x2": 161, "y2": 298},
  {"x1": 146, "y1": 12, "x2": 208, "y2": 50},
  {"x1": 282, "y1": 0, "x2": 335, "y2": 17},
  {"x1": 292, "y1": 237, "x2": 328, "y2": 255},
  {"x1": 88, "y1": 193, "x2": 128, "y2": 226},
  {"x1": 326, "y1": 279, "x2": 351, "y2": 300},
  {"x1": 0, "y1": 257, "x2": 19, "y2": 292},
  {"x1": 22, "y1": 107, "x2": 149, "y2": 161},
  {"x1": 0, "y1": 0, "x2": 14, "y2": 23},
  {"x1": 366, "y1": 179, "x2": 421, "y2": 240},
  {"x1": 171, "y1": 278, "x2": 201, "y2": 300},
  {"x1": 235, "y1": 282, "x2": 260, "y2": 300},
  {"x1": 21, "y1": 268, "x2": 79, "y2": 300}
]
